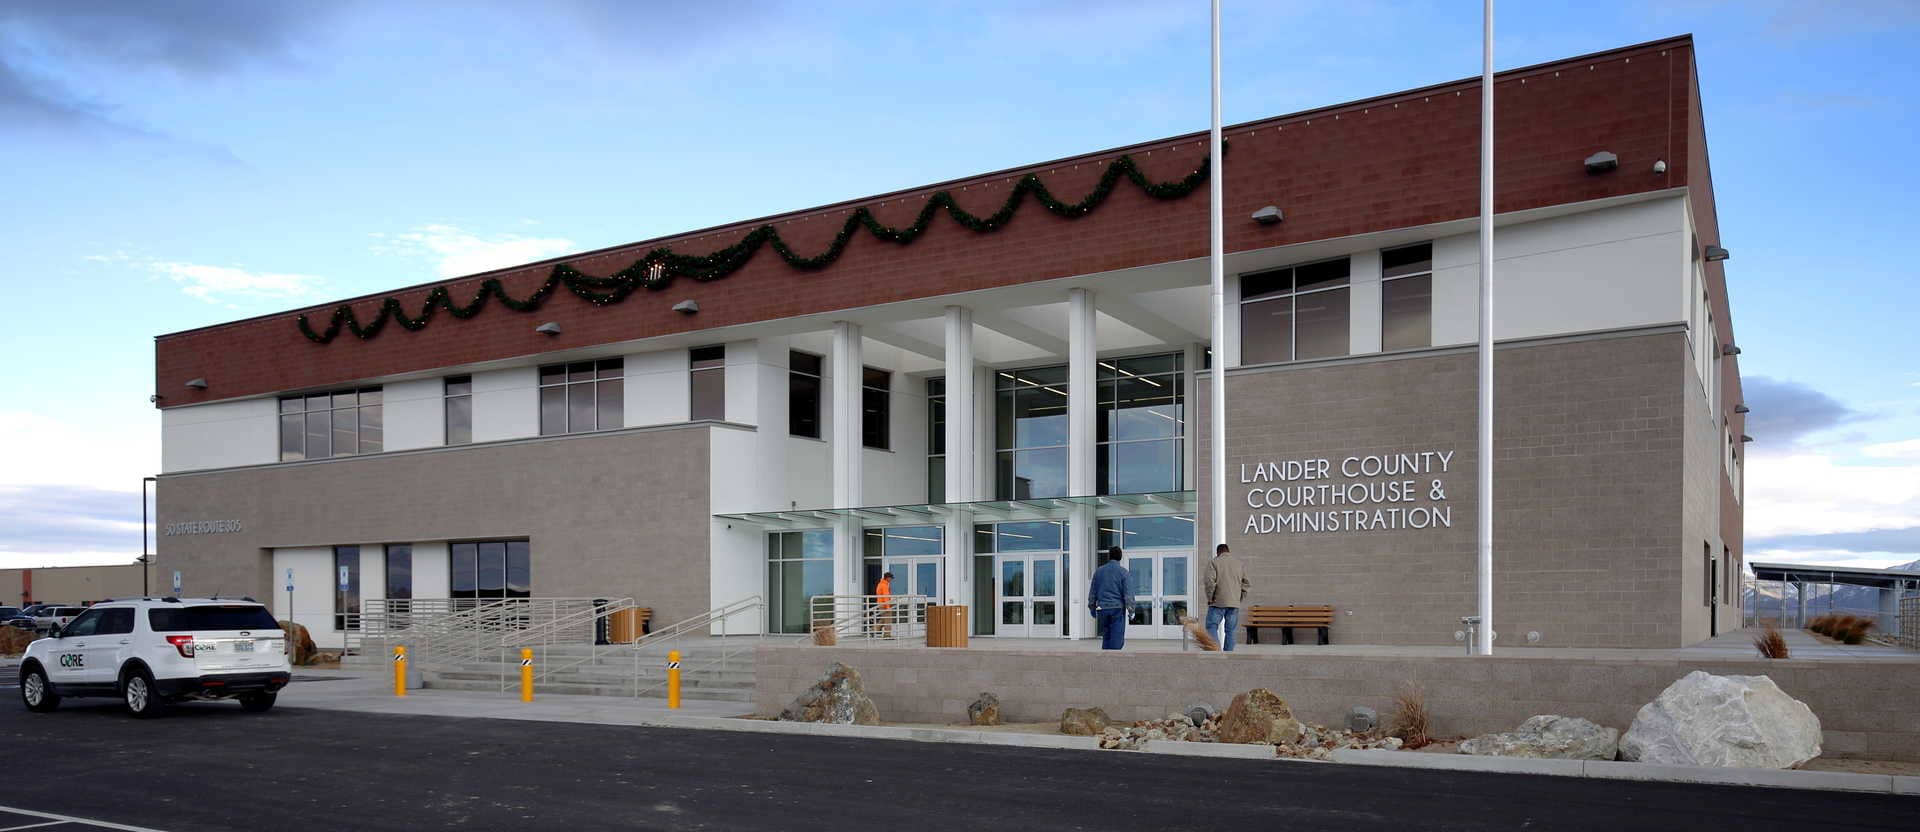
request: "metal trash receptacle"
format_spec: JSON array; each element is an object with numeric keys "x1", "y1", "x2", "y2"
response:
[{"x1": 926, "y1": 605, "x2": 968, "y2": 648}]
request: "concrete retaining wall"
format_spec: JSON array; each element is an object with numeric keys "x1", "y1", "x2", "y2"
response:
[{"x1": 756, "y1": 646, "x2": 1919, "y2": 760}]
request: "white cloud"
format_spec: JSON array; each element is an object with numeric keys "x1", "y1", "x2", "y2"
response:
[
  {"x1": 1862, "y1": 438, "x2": 1920, "y2": 460},
  {"x1": 376, "y1": 224, "x2": 575, "y2": 279},
  {"x1": 0, "y1": 410, "x2": 157, "y2": 493},
  {"x1": 150, "y1": 261, "x2": 325, "y2": 303},
  {"x1": 1745, "y1": 450, "x2": 1920, "y2": 539}
]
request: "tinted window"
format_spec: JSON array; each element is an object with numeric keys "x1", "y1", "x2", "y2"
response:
[
  {"x1": 97, "y1": 608, "x2": 136, "y2": 635},
  {"x1": 148, "y1": 605, "x2": 281, "y2": 632},
  {"x1": 61, "y1": 609, "x2": 102, "y2": 637}
]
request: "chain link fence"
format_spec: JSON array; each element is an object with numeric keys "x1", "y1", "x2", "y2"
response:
[{"x1": 1901, "y1": 595, "x2": 1918, "y2": 650}]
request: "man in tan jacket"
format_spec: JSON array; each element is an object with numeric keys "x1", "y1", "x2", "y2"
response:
[{"x1": 1203, "y1": 543, "x2": 1250, "y2": 651}]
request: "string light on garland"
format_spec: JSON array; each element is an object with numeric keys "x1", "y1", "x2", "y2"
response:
[{"x1": 298, "y1": 147, "x2": 1223, "y2": 344}]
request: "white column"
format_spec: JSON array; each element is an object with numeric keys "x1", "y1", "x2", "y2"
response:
[
  {"x1": 831, "y1": 321, "x2": 864, "y2": 598},
  {"x1": 943, "y1": 306, "x2": 975, "y2": 607},
  {"x1": 1066, "y1": 289, "x2": 1097, "y2": 639}
]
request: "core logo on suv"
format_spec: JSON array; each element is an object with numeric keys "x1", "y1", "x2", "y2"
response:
[{"x1": 18, "y1": 598, "x2": 294, "y2": 718}]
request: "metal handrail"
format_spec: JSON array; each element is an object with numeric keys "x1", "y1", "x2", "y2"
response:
[
  {"x1": 629, "y1": 595, "x2": 765, "y2": 650},
  {"x1": 624, "y1": 595, "x2": 767, "y2": 699},
  {"x1": 502, "y1": 598, "x2": 639, "y2": 689},
  {"x1": 809, "y1": 594, "x2": 931, "y2": 641}
]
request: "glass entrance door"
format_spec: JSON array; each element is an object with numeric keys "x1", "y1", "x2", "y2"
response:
[
  {"x1": 1126, "y1": 549, "x2": 1193, "y2": 640},
  {"x1": 994, "y1": 553, "x2": 1061, "y2": 637}
]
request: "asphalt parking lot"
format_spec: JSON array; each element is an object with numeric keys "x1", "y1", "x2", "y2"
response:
[{"x1": 0, "y1": 682, "x2": 1913, "y2": 831}]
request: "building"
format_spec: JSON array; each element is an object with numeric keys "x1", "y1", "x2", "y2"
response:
[
  {"x1": 2, "y1": 562, "x2": 155, "y2": 607},
  {"x1": 153, "y1": 36, "x2": 1743, "y2": 649}
]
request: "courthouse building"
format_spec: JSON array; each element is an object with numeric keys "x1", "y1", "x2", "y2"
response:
[{"x1": 153, "y1": 36, "x2": 1744, "y2": 649}]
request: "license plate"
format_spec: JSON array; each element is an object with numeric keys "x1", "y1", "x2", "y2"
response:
[{"x1": 233, "y1": 641, "x2": 255, "y2": 653}]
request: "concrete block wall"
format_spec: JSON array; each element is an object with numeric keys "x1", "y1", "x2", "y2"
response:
[{"x1": 756, "y1": 646, "x2": 1920, "y2": 760}]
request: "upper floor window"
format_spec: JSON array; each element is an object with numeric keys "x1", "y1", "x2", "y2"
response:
[
  {"x1": 927, "y1": 378, "x2": 946, "y2": 503},
  {"x1": 1240, "y1": 257, "x2": 1350, "y2": 364},
  {"x1": 863, "y1": 367, "x2": 891, "y2": 450},
  {"x1": 789, "y1": 351, "x2": 822, "y2": 438},
  {"x1": 690, "y1": 346, "x2": 726, "y2": 421},
  {"x1": 995, "y1": 365, "x2": 1069, "y2": 499},
  {"x1": 540, "y1": 359, "x2": 623, "y2": 436},
  {"x1": 280, "y1": 387, "x2": 382, "y2": 461},
  {"x1": 1381, "y1": 243, "x2": 1433, "y2": 351},
  {"x1": 444, "y1": 375, "x2": 472, "y2": 445},
  {"x1": 1098, "y1": 353, "x2": 1184, "y2": 494}
]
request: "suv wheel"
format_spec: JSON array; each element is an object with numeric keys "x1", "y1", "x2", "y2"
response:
[
  {"x1": 239, "y1": 692, "x2": 277, "y2": 713},
  {"x1": 20, "y1": 666, "x2": 59, "y2": 712},
  {"x1": 122, "y1": 668, "x2": 163, "y2": 718}
]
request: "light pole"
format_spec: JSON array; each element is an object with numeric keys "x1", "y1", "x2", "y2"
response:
[
  {"x1": 1207, "y1": 0, "x2": 1227, "y2": 558},
  {"x1": 1473, "y1": 0, "x2": 1496, "y2": 656},
  {"x1": 142, "y1": 475, "x2": 156, "y2": 596}
]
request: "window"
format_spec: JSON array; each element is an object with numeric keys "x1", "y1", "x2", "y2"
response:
[
  {"x1": 1703, "y1": 543, "x2": 1714, "y2": 607},
  {"x1": 97, "y1": 607, "x2": 135, "y2": 635},
  {"x1": 862, "y1": 366, "x2": 891, "y2": 449},
  {"x1": 1096, "y1": 515, "x2": 1197, "y2": 550},
  {"x1": 149, "y1": 605, "x2": 279, "y2": 632},
  {"x1": 1240, "y1": 257, "x2": 1351, "y2": 364},
  {"x1": 450, "y1": 540, "x2": 530, "y2": 601},
  {"x1": 994, "y1": 365, "x2": 1069, "y2": 499},
  {"x1": 1381, "y1": 243, "x2": 1433, "y2": 351},
  {"x1": 789, "y1": 351, "x2": 822, "y2": 438},
  {"x1": 767, "y1": 530, "x2": 833, "y2": 634},
  {"x1": 927, "y1": 378, "x2": 946, "y2": 503},
  {"x1": 1097, "y1": 353, "x2": 1185, "y2": 495},
  {"x1": 690, "y1": 346, "x2": 726, "y2": 421},
  {"x1": 385, "y1": 544, "x2": 413, "y2": 601},
  {"x1": 62, "y1": 609, "x2": 102, "y2": 638},
  {"x1": 540, "y1": 359, "x2": 623, "y2": 435},
  {"x1": 280, "y1": 387, "x2": 383, "y2": 461},
  {"x1": 445, "y1": 376, "x2": 472, "y2": 445},
  {"x1": 334, "y1": 545, "x2": 360, "y2": 631}
]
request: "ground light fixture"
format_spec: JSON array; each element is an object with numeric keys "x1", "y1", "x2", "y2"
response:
[
  {"x1": 1251, "y1": 205, "x2": 1283, "y2": 225},
  {"x1": 184, "y1": 377, "x2": 208, "y2": 389},
  {"x1": 1704, "y1": 245, "x2": 1731, "y2": 262},
  {"x1": 1584, "y1": 151, "x2": 1618, "y2": 174},
  {"x1": 535, "y1": 322, "x2": 562, "y2": 336}
]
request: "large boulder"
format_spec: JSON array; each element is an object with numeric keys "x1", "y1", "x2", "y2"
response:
[
  {"x1": 1620, "y1": 671, "x2": 1822, "y2": 769},
  {"x1": 778, "y1": 662, "x2": 880, "y2": 725},
  {"x1": 277, "y1": 620, "x2": 318, "y2": 666},
  {"x1": 1059, "y1": 707, "x2": 1112, "y2": 736},
  {"x1": 1460, "y1": 715, "x2": 1619, "y2": 760},
  {"x1": 1217, "y1": 689, "x2": 1304, "y2": 745},
  {"x1": 968, "y1": 693, "x2": 1002, "y2": 726}
]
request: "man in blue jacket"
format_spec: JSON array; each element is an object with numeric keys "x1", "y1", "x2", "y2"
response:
[{"x1": 1089, "y1": 546, "x2": 1134, "y2": 650}]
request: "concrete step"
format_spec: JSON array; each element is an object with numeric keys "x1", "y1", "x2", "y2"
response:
[
  {"x1": 427, "y1": 669, "x2": 754, "y2": 690},
  {"x1": 423, "y1": 675, "x2": 755, "y2": 702}
]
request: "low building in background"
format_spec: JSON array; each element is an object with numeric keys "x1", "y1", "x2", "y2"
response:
[{"x1": 2, "y1": 562, "x2": 155, "y2": 607}]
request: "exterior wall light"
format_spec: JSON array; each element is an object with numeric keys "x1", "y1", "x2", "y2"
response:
[
  {"x1": 1584, "y1": 151, "x2": 1618, "y2": 174},
  {"x1": 1653, "y1": 160, "x2": 1668, "y2": 174},
  {"x1": 672, "y1": 299, "x2": 700, "y2": 315},
  {"x1": 1734, "y1": 404, "x2": 1750, "y2": 414},
  {"x1": 1720, "y1": 343, "x2": 1741, "y2": 356},
  {"x1": 1740, "y1": 434, "x2": 1754, "y2": 443},
  {"x1": 1704, "y1": 245, "x2": 1730, "y2": 262},
  {"x1": 1251, "y1": 206, "x2": 1283, "y2": 225},
  {"x1": 184, "y1": 378, "x2": 208, "y2": 389},
  {"x1": 535, "y1": 322, "x2": 562, "y2": 336}
]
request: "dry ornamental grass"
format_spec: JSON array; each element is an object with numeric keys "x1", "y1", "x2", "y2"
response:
[
  {"x1": 1753, "y1": 624, "x2": 1790, "y2": 659},
  {"x1": 1388, "y1": 682, "x2": 1431, "y2": 749}
]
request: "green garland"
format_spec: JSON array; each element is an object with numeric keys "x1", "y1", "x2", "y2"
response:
[{"x1": 299, "y1": 147, "x2": 1221, "y2": 344}]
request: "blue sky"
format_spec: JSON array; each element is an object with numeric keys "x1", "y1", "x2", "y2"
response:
[{"x1": 1, "y1": 1, "x2": 1917, "y2": 571}]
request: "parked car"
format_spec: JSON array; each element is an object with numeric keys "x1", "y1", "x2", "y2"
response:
[
  {"x1": 6, "y1": 606, "x2": 42, "y2": 630},
  {"x1": 0, "y1": 606, "x2": 25, "y2": 629},
  {"x1": 30, "y1": 606, "x2": 87, "y2": 635},
  {"x1": 18, "y1": 598, "x2": 291, "y2": 716}
]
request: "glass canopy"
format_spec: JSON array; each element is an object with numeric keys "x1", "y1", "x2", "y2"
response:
[{"x1": 713, "y1": 490, "x2": 1197, "y2": 528}]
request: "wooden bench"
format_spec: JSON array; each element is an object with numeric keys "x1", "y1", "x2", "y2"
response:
[{"x1": 1244, "y1": 605, "x2": 1334, "y2": 645}]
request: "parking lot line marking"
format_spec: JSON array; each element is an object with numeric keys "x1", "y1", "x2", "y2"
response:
[
  {"x1": 0, "y1": 806, "x2": 169, "y2": 832},
  {"x1": 0, "y1": 820, "x2": 68, "y2": 831}
]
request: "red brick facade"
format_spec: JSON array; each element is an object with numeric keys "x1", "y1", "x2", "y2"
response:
[{"x1": 156, "y1": 36, "x2": 1711, "y2": 407}]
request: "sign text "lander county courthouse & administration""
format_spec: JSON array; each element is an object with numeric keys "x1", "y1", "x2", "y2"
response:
[{"x1": 1241, "y1": 450, "x2": 1455, "y2": 534}]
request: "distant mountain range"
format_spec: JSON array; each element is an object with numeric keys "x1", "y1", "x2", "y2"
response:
[{"x1": 1746, "y1": 559, "x2": 1920, "y2": 619}]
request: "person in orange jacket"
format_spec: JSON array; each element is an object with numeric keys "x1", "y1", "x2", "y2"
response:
[{"x1": 873, "y1": 571, "x2": 894, "y2": 636}]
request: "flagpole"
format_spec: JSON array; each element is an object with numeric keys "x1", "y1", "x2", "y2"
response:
[
  {"x1": 1208, "y1": 0, "x2": 1228, "y2": 557},
  {"x1": 1474, "y1": 0, "x2": 1496, "y2": 656}
]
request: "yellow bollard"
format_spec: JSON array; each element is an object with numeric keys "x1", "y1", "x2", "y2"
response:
[
  {"x1": 393, "y1": 645, "x2": 407, "y2": 697},
  {"x1": 520, "y1": 648, "x2": 534, "y2": 702},
  {"x1": 667, "y1": 649, "x2": 681, "y2": 710}
]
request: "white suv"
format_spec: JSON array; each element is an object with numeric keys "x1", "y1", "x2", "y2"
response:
[{"x1": 18, "y1": 598, "x2": 292, "y2": 717}]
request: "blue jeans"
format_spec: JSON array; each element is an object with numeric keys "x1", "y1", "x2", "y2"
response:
[
  {"x1": 1206, "y1": 606, "x2": 1240, "y2": 651},
  {"x1": 1096, "y1": 608, "x2": 1128, "y2": 650}
]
